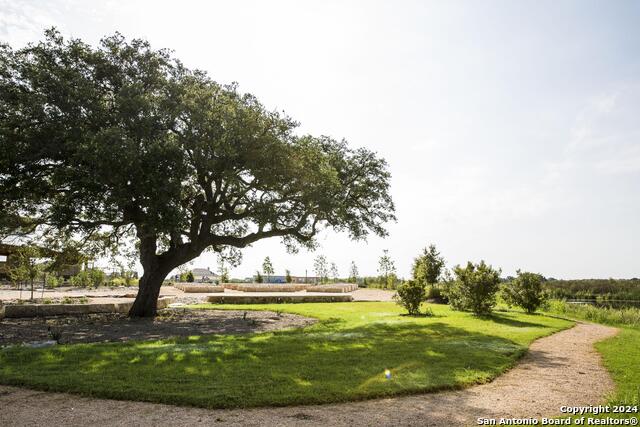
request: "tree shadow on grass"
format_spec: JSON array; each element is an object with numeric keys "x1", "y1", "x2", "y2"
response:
[
  {"x1": 483, "y1": 313, "x2": 549, "y2": 328},
  {"x1": 0, "y1": 309, "x2": 565, "y2": 409}
]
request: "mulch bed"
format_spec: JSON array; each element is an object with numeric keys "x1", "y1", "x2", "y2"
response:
[{"x1": 0, "y1": 309, "x2": 316, "y2": 345}]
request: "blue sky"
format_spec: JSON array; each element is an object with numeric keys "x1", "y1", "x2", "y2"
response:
[{"x1": 2, "y1": 0, "x2": 639, "y2": 279}]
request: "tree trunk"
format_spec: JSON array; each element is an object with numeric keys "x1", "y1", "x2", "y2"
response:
[
  {"x1": 128, "y1": 226, "x2": 201, "y2": 317},
  {"x1": 128, "y1": 268, "x2": 168, "y2": 317}
]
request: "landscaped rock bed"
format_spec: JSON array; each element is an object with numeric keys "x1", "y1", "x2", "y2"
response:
[{"x1": 0, "y1": 309, "x2": 316, "y2": 345}]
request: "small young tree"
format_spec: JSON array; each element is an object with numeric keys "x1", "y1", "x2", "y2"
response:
[
  {"x1": 262, "y1": 257, "x2": 274, "y2": 283},
  {"x1": 502, "y1": 270, "x2": 547, "y2": 313},
  {"x1": 313, "y1": 255, "x2": 329, "y2": 284},
  {"x1": 329, "y1": 262, "x2": 339, "y2": 283},
  {"x1": 393, "y1": 280, "x2": 428, "y2": 315},
  {"x1": 348, "y1": 261, "x2": 359, "y2": 283},
  {"x1": 7, "y1": 245, "x2": 43, "y2": 300},
  {"x1": 377, "y1": 249, "x2": 396, "y2": 289},
  {"x1": 412, "y1": 244, "x2": 445, "y2": 286},
  {"x1": 220, "y1": 270, "x2": 229, "y2": 284},
  {"x1": 255, "y1": 271, "x2": 263, "y2": 283},
  {"x1": 217, "y1": 255, "x2": 229, "y2": 284},
  {"x1": 176, "y1": 261, "x2": 193, "y2": 283},
  {"x1": 445, "y1": 261, "x2": 501, "y2": 315},
  {"x1": 186, "y1": 271, "x2": 195, "y2": 282},
  {"x1": 285, "y1": 269, "x2": 292, "y2": 283}
]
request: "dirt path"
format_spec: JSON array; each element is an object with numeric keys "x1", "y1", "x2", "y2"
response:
[{"x1": 0, "y1": 322, "x2": 618, "y2": 427}]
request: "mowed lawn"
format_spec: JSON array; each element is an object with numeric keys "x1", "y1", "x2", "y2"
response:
[{"x1": 0, "y1": 302, "x2": 572, "y2": 408}]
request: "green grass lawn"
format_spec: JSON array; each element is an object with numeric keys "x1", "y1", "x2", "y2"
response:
[
  {"x1": 596, "y1": 327, "x2": 640, "y2": 406},
  {"x1": 0, "y1": 302, "x2": 572, "y2": 408}
]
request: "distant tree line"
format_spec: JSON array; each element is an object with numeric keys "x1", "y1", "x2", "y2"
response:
[{"x1": 542, "y1": 278, "x2": 640, "y2": 301}]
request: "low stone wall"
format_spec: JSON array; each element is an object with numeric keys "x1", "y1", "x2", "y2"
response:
[
  {"x1": 173, "y1": 283, "x2": 224, "y2": 293},
  {"x1": 223, "y1": 283, "x2": 309, "y2": 292},
  {"x1": 0, "y1": 296, "x2": 175, "y2": 318},
  {"x1": 306, "y1": 283, "x2": 359, "y2": 293},
  {"x1": 206, "y1": 294, "x2": 353, "y2": 304}
]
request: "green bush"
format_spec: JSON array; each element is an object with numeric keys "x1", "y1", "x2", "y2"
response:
[
  {"x1": 45, "y1": 274, "x2": 61, "y2": 288},
  {"x1": 502, "y1": 270, "x2": 547, "y2": 313},
  {"x1": 186, "y1": 271, "x2": 194, "y2": 282},
  {"x1": 89, "y1": 269, "x2": 105, "y2": 287},
  {"x1": 108, "y1": 277, "x2": 126, "y2": 287},
  {"x1": 69, "y1": 271, "x2": 90, "y2": 287},
  {"x1": 445, "y1": 261, "x2": 501, "y2": 315},
  {"x1": 393, "y1": 280, "x2": 427, "y2": 315},
  {"x1": 69, "y1": 269, "x2": 105, "y2": 288}
]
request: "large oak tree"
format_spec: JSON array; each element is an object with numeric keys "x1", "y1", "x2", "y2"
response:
[{"x1": 0, "y1": 30, "x2": 395, "y2": 317}]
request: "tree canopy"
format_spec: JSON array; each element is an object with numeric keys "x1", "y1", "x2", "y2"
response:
[
  {"x1": 0, "y1": 30, "x2": 395, "y2": 316},
  {"x1": 412, "y1": 244, "x2": 445, "y2": 286}
]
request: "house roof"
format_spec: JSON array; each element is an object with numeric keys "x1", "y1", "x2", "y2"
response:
[{"x1": 191, "y1": 268, "x2": 216, "y2": 276}]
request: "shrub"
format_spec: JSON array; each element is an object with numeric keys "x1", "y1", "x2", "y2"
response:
[
  {"x1": 393, "y1": 280, "x2": 427, "y2": 315},
  {"x1": 45, "y1": 274, "x2": 61, "y2": 288},
  {"x1": 69, "y1": 271, "x2": 91, "y2": 287},
  {"x1": 88, "y1": 269, "x2": 105, "y2": 287},
  {"x1": 69, "y1": 269, "x2": 105, "y2": 288},
  {"x1": 502, "y1": 270, "x2": 547, "y2": 313},
  {"x1": 186, "y1": 271, "x2": 194, "y2": 282},
  {"x1": 108, "y1": 277, "x2": 126, "y2": 287},
  {"x1": 445, "y1": 261, "x2": 501, "y2": 315}
]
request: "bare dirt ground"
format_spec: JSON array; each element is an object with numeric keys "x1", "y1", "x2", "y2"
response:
[
  {"x1": 0, "y1": 309, "x2": 316, "y2": 345},
  {"x1": 0, "y1": 322, "x2": 617, "y2": 427}
]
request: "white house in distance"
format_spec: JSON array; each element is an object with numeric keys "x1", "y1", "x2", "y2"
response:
[{"x1": 191, "y1": 267, "x2": 219, "y2": 283}]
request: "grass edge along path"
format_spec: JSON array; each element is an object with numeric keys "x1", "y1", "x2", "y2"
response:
[{"x1": 0, "y1": 302, "x2": 572, "y2": 409}]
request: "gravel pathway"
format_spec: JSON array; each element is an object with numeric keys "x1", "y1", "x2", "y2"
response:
[{"x1": 0, "y1": 322, "x2": 617, "y2": 427}]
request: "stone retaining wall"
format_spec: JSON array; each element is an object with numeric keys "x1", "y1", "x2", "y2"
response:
[
  {"x1": 223, "y1": 283, "x2": 309, "y2": 292},
  {"x1": 206, "y1": 294, "x2": 353, "y2": 304},
  {"x1": 0, "y1": 296, "x2": 175, "y2": 318},
  {"x1": 173, "y1": 283, "x2": 224, "y2": 293},
  {"x1": 306, "y1": 284, "x2": 359, "y2": 293}
]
